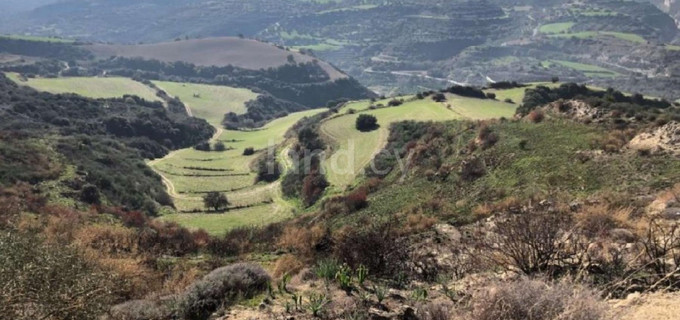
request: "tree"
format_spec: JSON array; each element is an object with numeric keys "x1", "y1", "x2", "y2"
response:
[
  {"x1": 551, "y1": 76, "x2": 560, "y2": 83},
  {"x1": 432, "y1": 93, "x2": 446, "y2": 102},
  {"x1": 203, "y1": 192, "x2": 229, "y2": 211},
  {"x1": 356, "y1": 114, "x2": 379, "y2": 132}
]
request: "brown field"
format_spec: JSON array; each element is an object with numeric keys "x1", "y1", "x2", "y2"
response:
[{"x1": 84, "y1": 37, "x2": 346, "y2": 80}]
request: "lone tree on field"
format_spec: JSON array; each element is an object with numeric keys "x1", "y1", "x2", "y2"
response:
[
  {"x1": 356, "y1": 114, "x2": 379, "y2": 132},
  {"x1": 203, "y1": 192, "x2": 229, "y2": 211}
]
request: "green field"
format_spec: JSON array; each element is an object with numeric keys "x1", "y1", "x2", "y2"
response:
[
  {"x1": 6, "y1": 73, "x2": 162, "y2": 101},
  {"x1": 539, "y1": 22, "x2": 575, "y2": 34},
  {"x1": 549, "y1": 31, "x2": 645, "y2": 44},
  {"x1": 1, "y1": 34, "x2": 74, "y2": 43},
  {"x1": 152, "y1": 81, "x2": 258, "y2": 126},
  {"x1": 321, "y1": 96, "x2": 516, "y2": 188},
  {"x1": 153, "y1": 108, "x2": 325, "y2": 234},
  {"x1": 547, "y1": 60, "x2": 620, "y2": 78}
]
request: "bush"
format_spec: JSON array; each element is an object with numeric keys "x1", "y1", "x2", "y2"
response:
[
  {"x1": 486, "y1": 213, "x2": 572, "y2": 275},
  {"x1": 177, "y1": 263, "x2": 270, "y2": 320},
  {"x1": 466, "y1": 279, "x2": 608, "y2": 320},
  {"x1": 242, "y1": 147, "x2": 255, "y2": 156},
  {"x1": 486, "y1": 92, "x2": 497, "y2": 100},
  {"x1": 333, "y1": 221, "x2": 408, "y2": 277},
  {"x1": 387, "y1": 99, "x2": 403, "y2": 107},
  {"x1": 109, "y1": 299, "x2": 173, "y2": 320},
  {"x1": 0, "y1": 232, "x2": 119, "y2": 320},
  {"x1": 528, "y1": 110, "x2": 545, "y2": 123},
  {"x1": 356, "y1": 114, "x2": 379, "y2": 132}
]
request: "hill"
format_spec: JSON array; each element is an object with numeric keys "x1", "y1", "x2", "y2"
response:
[
  {"x1": 85, "y1": 37, "x2": 346, "y2": 80},
  {"x1": 4, "y1": 0, "x2": 679, "y2": 99}
]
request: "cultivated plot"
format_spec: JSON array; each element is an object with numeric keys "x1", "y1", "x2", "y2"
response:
[{"x1": 5, "y1": 73, "x2": 161, "y2": 101}]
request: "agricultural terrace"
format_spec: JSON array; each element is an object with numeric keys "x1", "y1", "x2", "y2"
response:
[{"x1": 153, "y1": 108, "x2": 326, "y2": 235}]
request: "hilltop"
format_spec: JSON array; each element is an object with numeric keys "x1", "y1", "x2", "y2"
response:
[{"x1": 85, "y1": 37, "x2": 346, "y2": 80}]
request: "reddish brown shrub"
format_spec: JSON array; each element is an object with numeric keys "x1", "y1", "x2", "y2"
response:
[
  {"x1": 345, "y1": 187, "x2": 368, "y2": 212},
  {"x1": 528, "y1": 110, "x2": 545, "y2": 123}
]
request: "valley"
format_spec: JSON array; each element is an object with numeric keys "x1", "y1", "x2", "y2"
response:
[{"x1": 3, "y1": 2, "x2": 680, "y2": 320}]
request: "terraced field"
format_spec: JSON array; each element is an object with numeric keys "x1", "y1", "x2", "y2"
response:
[
  {"x1": 5, "y1": 73, "x2": 162, "y2": 101},
  {"x1": 548, "y1": 31, "x2": 646, "y2": 44},
  {"x1": 153, "y1": 108, "x2": 325, "y2": 235},
  {"x1": 152, "y1": 80, "x2": 258, "y2": 125},
  {"x1": 321, "y1": 95, "x2": 516, "y2": 188},
  {"x1": 543, "y1": 60, "x2": 620, "y2": 78}
]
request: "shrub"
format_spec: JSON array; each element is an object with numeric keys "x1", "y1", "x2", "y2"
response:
[
  {"x1": 0, "y1": 232, "x2": 119, "y2": 320},
  {"x1": 466, "y1": 279, "x2": 608, "y2": 320},
  {"x1": 80, "y1": 183, "x2": 101, "y2": 204},
  {"x1": 528, "y1": 110, "x2": 545, "y2": 123},
  {"x1": 242, "y1": 147, "x2": 255, "y2": 156},
  {"x1": 273, "y1": 254, "x2": 304, "y2": 278},
  {"x1": 504, "y1": 98, "x2": 514, "y2": 104},
  {"x1": 486, "y1": 92, "x2": 497, "y2": 100},
  {"x1": 477, "y1": 124, "x2": 499, "y2": 149},
  {"x1": 487, "y1": 213, "x2": 572, "y2": 275},
  {"x1": 109, "y1": 299, "x2": 173, "y2": 320},
  {"x1": 333, "y1": 221, "x2": 408, "y2": 277},
  {"x1": 177, "y1": 263, "x2": 270, "y2": 320},
  {"x1": 302, "y1": 172, "x2": 329, "y2": 207},
  {"x1": 356, "y1": 114, "x2": 379, "y2": 132},
  {"x1": 345, "y1": 187, "x2": 368, "y2": 212}
]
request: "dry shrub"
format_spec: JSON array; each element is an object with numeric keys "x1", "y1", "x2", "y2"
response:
[
  {"x1": 417, "y1": 301, "x2": 455, "y2": 320},
  {"x1": 365, "y1": 177, "x2": 382, "y2": 192},
  {"x1": 596, "y1": 129, "x2": 636, "y2": 153},
  {"x1": 273, "y1": 254, "x2": 304, "y2": 278},
  {"x1": 528, "y1": 110, "x2": 545, "y2": 123},
  {"x1": 98, "y1": 257, "x2": 159, "y2": 298},
  {"x1": 332, "y1": 221, "x2": 408, "y2": 277},
  {"x1": 109, "y1": 298, "x2": 175, "y2": 320},
  {"x1": 74, "y1": 224, "x2": 139, "y2": 255},
  {"x1": 277, "y1": 224, "x2": 327, "y2": 259},
  {"x1": 487, "y1": 212, "x2": 572, "y2": 275},
  {"x1": 43, "y1": 206, "x2": 84, "y2": 243},
  {"x1": 139, "y1": 220, "x2": 200, "y2": 256},
  {"x1": 162, "y1": 266, "x2": 203, "y2": 295},
  {"x1": 477, "y1": 124, "x2": 499, "y2": 149},
  {"x1": 403, "y1": 214, "x2": 438, "y2": 234},
  {"x1": 467, "y1": 279, "x2": 609, "y2": 320},
  {"x1": 575, "y1": 205, "x2": 635, "y2": 238},
  {"x1": 208, "y1": 223, "x2": 283, "y2": 256},
  {"x1": 473, "y1": 203, "x2": 494, "y2": 219}
]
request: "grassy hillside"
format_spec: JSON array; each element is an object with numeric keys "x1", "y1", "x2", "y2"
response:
[
  {"x1": 321, "y1": 95, "x2": 515, "y2": 188},
  {"x1": 85, "y1": 37, "x2": 346, "y2": 80},
  {"x1": 332, "y1": 118, "x2": 680, "y2": 228},
  {"x1": 152, "y1": 81, "x2": 258, "y2": 126},
  {"x1": 5, "y1": 73, "x2": 161, "y2": 101}
]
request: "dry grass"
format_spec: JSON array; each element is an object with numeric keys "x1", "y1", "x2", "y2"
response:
[
  {"x1": 465, "y1": 278, "x2": 609, "y2": 320},
  {"x1": 273, "y1": 254, "x2": 305, "y2": 278}
]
